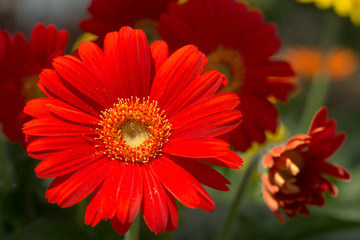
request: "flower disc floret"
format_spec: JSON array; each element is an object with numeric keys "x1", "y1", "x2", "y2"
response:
[
  {"x1": 98, "y1": 97, "x2": 171, "y2": 163},
  {"x1": 204, "y1": 46, "x2": 245, "y2": 93}
]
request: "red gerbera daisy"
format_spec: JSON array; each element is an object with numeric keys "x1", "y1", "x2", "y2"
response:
[
  {"x1": 79, "y1": 0, "x2": 176, "y2": 45},
  {"x1": 261, "y1": 107, "x2": 350, "y2": 223},
  {"x1": 23, "y1": 26, "x2": 243, "y2": 234},
  {"x1": 157, "y1": 0, "x2": 294, "y2": 152},
  {"x1": 0, "y1": 23, "x2": 68, "y2": 145}
]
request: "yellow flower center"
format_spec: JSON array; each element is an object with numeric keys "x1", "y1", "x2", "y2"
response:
[
  {"x1": 204, "y1": 46, "x2": 245, "y2": 93},
  {"x1": 133, "y1": 18, "x2": 160, "y2": 44},
  {"x1": 97, "y1": 97, "x2": 171, "y2": 163}
]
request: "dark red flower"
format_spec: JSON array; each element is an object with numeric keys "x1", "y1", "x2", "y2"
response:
[
  {"x1": 0, "y1": 23, "x2": 68, "y2": 145},
  {"x1": 261, "y1": 107, "x2": 350, "y2": 223},
  {"x1": 80, "y1": 0, "x2": 176, "y2": 45},
  {"x1": 23, "y1": 26, "x2": 243, "y2": 234},
  {"x1": 157, "y1": 0, "x2": 294, "y2": 152}
]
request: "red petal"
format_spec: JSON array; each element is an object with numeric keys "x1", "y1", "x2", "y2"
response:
[
  {"x1": 120, "y1": 27, "x2": 152, "y2": 97},
  {"x1": 85, "y1": 185, "x2": 103, "y2": 227},
  {"x1": 241, "y1": 93, "x2": 278, "y2": 134},
  {"x1": 140, "y1": 164, "x2": 168, "y2": 234},
  {"x1": 172, "y1": 110, "x2": 242, "y2": 139},
  {"x1": 97, "y1": 162, "x2": 126, "y2": 220},
  {"x1": 150, "y1": 40, "x2": 169, "y2": 71},
  {"x1": 103, "y1": 32, "x2": 128, "y2": 98},
  {"x1": 152, "y1": 156, "x2": 214, "y2": 212},
  {"x1": 29, "y1": 24, "x2": 47, "y2": 65},
  {"x1": 46, "y1": 156, "x2": 112, "y2": 207},
  {"x1": 261, "y1": 174, "x2": 285, "y2": 223},
  {"x1": 226, "y1": 124, "x2": 251, "y2": 152},
  {"x1": 150, "y1": 45, "x2": 206, "y2": 106},
  {"x1": 261, "y1": 174, "x2": 280, "y2": 210},
  {"x1": 309, "y1": 107, "x2": 328, "y2": 133},
  {"x1": 171, "y1": 155, "x2": 231, "y2": 191},
  {"x1": 47, "y1": 103, "x2": 100, "y2": 126},
  {"x1": 246, "y1": 61, "x2": 294, "y2": 79},
  {"x1": 104, "y1": 27, "x2": 151, "y2": 98},
  {"x1": 263, "y1": 149, "x2": 278, "y2": 168},
  {"x1": 242, "y1": 78, "x2": 293, "y2": 102},
  {"x1": 170, "y1": 93, "x2": 239, "y2": 129},
  {"x1": 200, "y1": 150, "x2": 243, "y2": 168},
  {"x1": 243, "y1": 23, "x2": 281, "y2": 62},
  {"x1": 110, "y1": 216, "x2": 132, "y2": 235},
  {"x1": 35, "y1": 145, "x2": 100, "y2": 178},
  {"x1": 323, "y1": 133, "x2": 346, "y2": 159},
  {"x1": 52, "y1": 55, "x2": 111, "y2": 108},
  {"x1": 27, "y1": 136, "x2": 93, "y2": 156},
  {"x1": 77, "y1": 41, "x2": 117, "y2": 104},
  {"x1": 115, "y1": 163, "x2": 143, "y2": 224},
  {"x1": 165, "y1": 70, "x2": 227, "y2": 118},
  {"x1": 318, "y1": 176, "x2": 338, "y2": 196},
  {"x1": 163, "y1": 188, "x2": 178, "y2": 232},
  {"x1": 318, "y1": 162, "x2": 350, "y2": 180},
  {"x1": 39, "y1": 69, "x2": 100, "y2": 116},
  {"x1": 25, "y1": 97, "x2": 101, "y2": 126},
  {"x1": 162, "y1": 138, "x2": 229, "y2": 158},
  {"x1": 157, "y1": 6, "x2": 202, "y2": 52},
  {"x1": 54, "y1": 29, "x2": 69, "y2": 56},
  {"x1": 24, "y1": 98, "x2": 52, "y2": 117},
  {"x1": 23, "y1": 117, "x2": 96, "y2": 137}
]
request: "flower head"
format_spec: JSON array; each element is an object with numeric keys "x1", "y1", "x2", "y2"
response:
[
  {"x1": 0, "y1": 23, "x2": 68, "y2": 144},
  {"x1": 261, "y1": 107, "x2": 350, "y2": 223},
  {"x1": 157, "y1": 0, "x2": 294, "y2": 152},
  {"x1": 297, "y1": 0, "x2": 360, "y2": 26},
  {"x1": 79, "y1": 0, "x2": 176, "y2": 45},
  {"x1": 23, "y1": 26, "x2": 243, "y2": 234}
]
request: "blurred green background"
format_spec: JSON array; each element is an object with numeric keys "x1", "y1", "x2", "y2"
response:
[{"x1": 1, "y1": 0, "x2": 360, "y2": 239}]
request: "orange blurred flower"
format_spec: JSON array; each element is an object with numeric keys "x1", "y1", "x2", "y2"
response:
[
  {"x1": 261, "y1": 107, "x2": 350, "y2": 223},
  {"x1": 285, "y1": 46, "x2": 358, "y2": 82}
]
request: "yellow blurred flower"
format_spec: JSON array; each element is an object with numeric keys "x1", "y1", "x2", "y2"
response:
[{"x1": 297, "y1": 0, "x2": 360, "y2": 25}]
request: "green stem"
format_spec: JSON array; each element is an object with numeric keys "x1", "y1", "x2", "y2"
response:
[
  {"x1": 297, "y1": 73, "x2": 330, "y2": 133},
  {"x1": 218, "y1": 154, "x2": 261, "y2": 240},
  {"x1": 124, "y1": 215, "x2": 140, "y2": 240}
]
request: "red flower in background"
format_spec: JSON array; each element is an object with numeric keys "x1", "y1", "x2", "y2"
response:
[
  {"x1": 261, "y1": 107, "x2": 350, "y2": 223},
  {"x1": 157, "y1": 0, "x2": 294, "y2": 152},
  {"x1": 0, "y1": 23, "x2": 68, "y2": 145},
  {"x1": 80, "y1": 0, "x2": 176, "y2": 45},
  {"x1": 23, "y1": 26, "x2": 243, "y2": 234}
]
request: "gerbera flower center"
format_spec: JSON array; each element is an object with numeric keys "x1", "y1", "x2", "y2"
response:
[
  {"x1": 21, "y1": 74, "x2": 46, "y2": 101},
  {"x1": 120, "y1": 120, "x2": 150, "y2": 148},
  {"x1": 133, "y1": 18, "x2": 160, "y2": 44},
  {"x1": 97, "y1": 97, "x2": 171, "y2": 163},
  {"x1": 204, "y1": 46, "x2": 245, "y2": 93}
]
